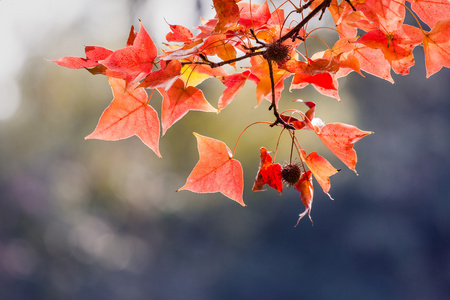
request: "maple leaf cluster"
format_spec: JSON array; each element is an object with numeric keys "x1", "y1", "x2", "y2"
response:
[{"x1": 52, "y1": 0, "x2": 450, "y2": 225}]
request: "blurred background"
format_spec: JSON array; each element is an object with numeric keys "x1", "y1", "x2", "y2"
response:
[{"x1": 1, "y1": 0, "x2": 449, "y2": 299}]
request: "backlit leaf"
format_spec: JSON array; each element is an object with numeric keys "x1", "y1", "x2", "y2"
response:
[
  {"x1": 157, "y1": 79, "x2": 217, "y2": 135},
  {"x1": 178, "y1": 133, "x2": 245, "y2": 206},
  {"x1": 423, "y1": 18, "x2": 450, "y2": 78},
  {"x1": 316, "y1": 123, "x2": 372, "y2": 173},
  {"x1": 85, "y1": 77, "x2": 161, "y2": 157}
]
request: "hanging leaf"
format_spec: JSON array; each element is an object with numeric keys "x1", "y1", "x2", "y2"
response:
[{"x1": 178, "y1": 133, "x2": 245, "y2": 206}]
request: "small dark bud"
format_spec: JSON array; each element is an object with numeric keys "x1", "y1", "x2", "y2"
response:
[
  {"x1": 281, "y1": 163, "x2": 301, "y2": 186},
  {"x1": 263, "y1": 41, "x2": 291, "y2": 64}
]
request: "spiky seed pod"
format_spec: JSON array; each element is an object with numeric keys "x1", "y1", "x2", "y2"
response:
[
  {"x1": 263, "y1": 41, "x2": 291, "y2": 64},
  {"x1": 281, "y1": 163, "x2": 302, "y2": 186}
]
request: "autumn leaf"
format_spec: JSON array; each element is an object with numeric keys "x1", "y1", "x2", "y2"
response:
[
  {"x1": 409, "y1": 0, "x2": 450, "y2": 28},
  {"x1": 213, "y1": 0, "x2": 240, "y2": 32},
  {"x1": 85, "y1": 77, "x2": 161, "y2": 157},
  {"x1": 318, "y1": 38, "x2": 363, "y2": 77},
  {"x1": 328, "y1": 0, "x2": 358, "y2": 38},
  {"x1": 138, "y1": 60, "x2": 181, "y2": 90},
  {"x1": 200, "y1": 34, "x2": 237, "y2": 66},
  {"x1": 179, "y1": 63, "x2": 228, "y2": 87},
  {"x1": 303, "y1": 151, "x2": 338, "y2": 199},
  {"x1": 295, "y1": 171, "x2": 314, "y2": 226},
  {"x1": 160, "y1": 39, "x2": 204, "y2": 61},
  {"x1": 218, "y1": 71, "x2": 253, "y2": 112},
  {"x1": 237, "y1": 0, "x2": 271, "y2": 29},
  {"x1": 316, "y1": 123, "x2": 372, "y2": 173},
  {"x1": 351, "y1": 44, "x2": 394, "y2": 83},
  {"x1": 100, "y1": 21, "x2": 157, "y2": 87},
  {"x1": 280, "y1": 114, "x2": 305, "y2": 130},
  {"x1": 280, "y1": 101, "x2": 317, "y2": 130},
  {"x1": 178, "y1": 133, "x2": 245, "y2": 206},
  {"x1": 285, "y1": 57, "x2": 341, "y2": 101},
  {"x1": 52, "y1": 46, "x2": 113, "y2": 69},
  {"x1": 357, "y1": 25, "x2": 423, "y2": 75},
  {"x1": 423, "y1": 18, "x2": 450, "y2": 78},
  {"x1": 246, "y1": 55, "x2": 290, "y2": 106},
  {"x1": 166, "y1": 24, "x2": 194, "y2": 43},
  {"x1": 157, "y1": 79, "x2": 217, "y2": 135},
  {"x1": 252, "y1": 147, "x2": 283, "y2": 193},
  {"x1": 353, "y1": 0, "x2": 405, "y2": 32}
]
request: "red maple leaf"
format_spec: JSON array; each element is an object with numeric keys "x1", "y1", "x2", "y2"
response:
[
  {"x1": 51, "y1": 46, "x2": 113, "y2": 69},
  {"x1": 237, "y1": 0, "x2": 271, "y2": 29},
  {"x1": 252, "y1": 147, "x2": 283, "y2": 193},
  {"x1": 166, "y1": 24, "x2": 194, "y2": 43},
  {"x1": 157, "y1": 79, "x2": 217, "y2": 135},
  {"x1": 284, "y1": 58, "x2": 341, "y2": 101},
  {"x1": 178, "y1": 133, "x2": 245, "y2": 206},
  {"x1": 100, "y1": 21, "x2": 157, "y2": 87},
  {"x1": 85, "y1": 77, "x2": 161, "y2": 157},
  {"x1": 280, "y1": 101, "x2": 317, "y2": 131}
]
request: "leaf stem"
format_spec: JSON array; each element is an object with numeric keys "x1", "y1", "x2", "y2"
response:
[
  {"x1": 289, "y1": 131, "x2": 295, "y2": 164},
  {"x1": 232, "y1": 121, "x2": 272, "y2": 157}
]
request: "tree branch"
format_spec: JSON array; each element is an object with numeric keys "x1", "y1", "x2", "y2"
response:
[{"x1": 267, "y1": 60, "x2": 294, "y2": 130}]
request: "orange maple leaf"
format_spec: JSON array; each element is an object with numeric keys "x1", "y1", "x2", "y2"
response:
[
  {"x1": 200, "y1": 33, "x2": 237, "y2": 65},
  {"x1": 351, "y1": 44, "x2": 394, "y2": 83},
  {"x1": 423, "y1": 18, "x2": 450, "y2": 78},
  {"x1": 303, "y1": 151, "x2": 339, "y2": 199},
  {"x1": 85, "y1": 77, "x2": 161, "y2": 157},
  {"x1": 295, "y1": 171, "x2": 314, "y2": 226},
  {"x1": 357, "y1": 24, "x2": 423, "y2": 75},
  {"x1": 178, "y1": 133, "x2": 245, "y2": 206},
  {"x1": 353, "y1": 0, "x2": 405, "y2": 32},
  {"x1": 179, "y1": 63, "x2": 228, "y2": 87},
  {"x1": 157, "y1": 79, "x2": 217, "y2": 135},
  {"x1": 409, "y1": 0, "x2": 450, "y2": 28},
  {"x1": 246, "y1": 55, "x2": 290, "y2": 106},
  {"x1": 218, "y1": 71, "x2": 253, "y2": 112},
  {"x1": 213, "y1": 0, "x2": 240, "y2": 32},
  {"x1": 315, "y1": 123, "x2": 372, "y2": 174}
]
